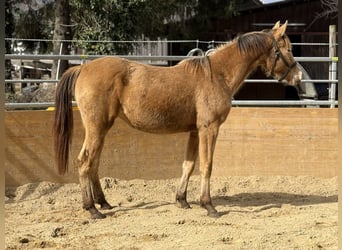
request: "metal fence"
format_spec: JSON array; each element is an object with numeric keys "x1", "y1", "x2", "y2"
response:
[{"x1": 4, "y1": 40, "x2": 338, "y2": 109}]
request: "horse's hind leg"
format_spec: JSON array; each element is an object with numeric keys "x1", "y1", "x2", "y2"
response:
[
  {"x1": 78, "y1": 125, "x2": 113, "y2": 219},
  {"x1": 91, "y1": 173, "x2": 113, "y2": 210},
  {"x1": 176, "y1": 131, "x2": 199, "y2": 209},
  {"x1": 88, "y1": 145, "x2": 113, "y2": 210}
]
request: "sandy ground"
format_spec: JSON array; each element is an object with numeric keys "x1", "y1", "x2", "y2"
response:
[{"x1": 5, "y1": 175, "x2": 337, "y2": 249}]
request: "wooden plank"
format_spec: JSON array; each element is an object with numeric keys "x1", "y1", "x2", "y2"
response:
[
  {"x1": 5, "y1": 108, "x2": 338, "y2": 186},
  {"x1": 214, "y1": 108, "x2": 337, "y2": 177}
]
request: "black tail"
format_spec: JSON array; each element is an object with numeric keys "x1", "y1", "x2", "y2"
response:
[{"x1": 53, "y1": 66, "x2": 80, "y2": 175}]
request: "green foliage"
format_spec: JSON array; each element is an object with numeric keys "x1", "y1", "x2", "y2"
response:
[
  {"x1": 6, "y1": 0, "x2": 55, "y2": 53},
  {"x1": 70, "y1": 0, "x2": 141, "y2": 54},
  {"x1": 5, "y1": 1, "x2": 14, "y2": 53},
  {"x1": 70, "y1": 0, "x2": 198, "y2": 54},
  {"x1": 70, "y1": 0, "x2": 238, "y2": 54},
  {"x1": 7, "y1": 0, "x2": 238, "y2": 55}
]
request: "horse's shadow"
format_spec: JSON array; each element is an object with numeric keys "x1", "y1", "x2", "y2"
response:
[
  {"x1": 103, "y1": 192, "x2": 337, "y2": 217},
  {"x1": 103, "y1": 200, "x2": 173, "y2": 217},
  {"x1": 213, "y1": 192, "x2": 337, "y2": 208}
]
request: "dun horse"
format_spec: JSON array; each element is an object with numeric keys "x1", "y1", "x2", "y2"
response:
[{"x1": 54, "y1": 21, "x2": 302, "y2": 219}]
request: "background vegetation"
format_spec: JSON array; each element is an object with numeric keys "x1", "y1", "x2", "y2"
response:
[{"x1": 6, "y1": 0, "x2": 237, "y2": 55}]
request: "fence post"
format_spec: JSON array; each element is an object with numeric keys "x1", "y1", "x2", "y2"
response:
[
  {"x1": 329, "y1": 25, "x2": 337, "y2": 108},
  {"x1": 55, "y1": 42, "x2": 63, "y2": 80}
]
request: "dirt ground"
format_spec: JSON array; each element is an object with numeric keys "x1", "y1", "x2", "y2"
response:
[{"x1": 5, "y1": 175, "x2": 337, "y2": 249}]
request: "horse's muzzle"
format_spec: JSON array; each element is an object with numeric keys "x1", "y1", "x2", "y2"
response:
[{"x1": 288, "y1": 69, "x2": 302, "y2": 86}]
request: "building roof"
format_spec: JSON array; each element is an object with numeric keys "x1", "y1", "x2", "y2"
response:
[{"x1": 236, "y1": 0, "x2": 310, "y2": 12}]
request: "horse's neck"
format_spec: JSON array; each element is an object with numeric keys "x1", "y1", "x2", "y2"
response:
[{"x1": 210, "y1": 42, "x2": 266, "y2": 95}]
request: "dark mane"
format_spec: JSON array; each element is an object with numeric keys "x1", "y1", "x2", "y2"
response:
[
  {"x1": 180, "y1": 56, "x2": 211, "y2": 79},
  {"x1": 237, "y1": 32, "x2": 270, "y2": 55}
]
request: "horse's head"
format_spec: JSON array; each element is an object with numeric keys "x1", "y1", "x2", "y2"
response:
[{"x1": 263, "y1": 21, "x2": 302, "y2": 86}]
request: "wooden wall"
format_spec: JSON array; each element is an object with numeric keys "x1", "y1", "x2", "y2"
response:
[{"x1": 5, "y1": 108, "x2": 337, "y2": 187}]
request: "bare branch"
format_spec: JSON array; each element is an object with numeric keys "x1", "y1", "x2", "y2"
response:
[{"x1": 306, "y1": 0, "x2": 337, "y2": 31}]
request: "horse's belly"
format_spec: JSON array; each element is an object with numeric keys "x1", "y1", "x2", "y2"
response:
[{"x1": 119, "y1": 107, "x2": 197, "y2": 133}]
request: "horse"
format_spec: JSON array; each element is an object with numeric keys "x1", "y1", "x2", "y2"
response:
[{"x1": 54, "y1": 21, "x2": 302, "y2": 219}]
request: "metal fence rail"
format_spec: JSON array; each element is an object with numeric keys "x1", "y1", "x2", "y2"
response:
[
  {"x1": 3, "y1": 79, "x2": 338, "y2": 84},
  {"x1": 4, "y1": 100, "x2": 338, "y2": 110},
  {"x1": 4, "y1": 53, "x2": 338, "y2": 109},
  {"x1": 4, "y1": 54, "x2": 335, "y2": 62}
]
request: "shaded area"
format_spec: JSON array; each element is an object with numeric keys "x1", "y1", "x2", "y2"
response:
[{"x1": 213, "y1": 192, "x2": 337, "y2": 208}]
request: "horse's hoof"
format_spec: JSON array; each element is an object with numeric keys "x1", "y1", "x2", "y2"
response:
[
  {"x1": 88, "y1": 207, "x2": 106, "y2": 219},
  {"x1": 176, "y1": 200, "x2": 191, "y2": 209},
  {"x1": 100, "y1": 202, "x2": 114, "y2": 210},
  {"x1": 207, "y1": 211, "x2": 220, "y2": 218},
  {"x1": 91, "y1": 212, "x2": 106, "y2": 219}
]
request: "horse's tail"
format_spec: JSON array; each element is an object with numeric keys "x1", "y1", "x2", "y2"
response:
[{"x1": 53, "y1": 66, "x2": 81, "y2": 175}]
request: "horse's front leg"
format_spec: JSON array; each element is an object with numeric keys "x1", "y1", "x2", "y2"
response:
[
  {"x1": 176, "y1": 131, "x2": 199, "y2": 209},
  {"x1": 198, "y1": 123, "x2": 220, "y2": 218}
]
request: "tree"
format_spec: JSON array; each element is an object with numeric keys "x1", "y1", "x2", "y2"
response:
[
  {"x1": 70, "y1": 0, "x2": 138, "y2": 54},
  {"x1": 69, "y1": 0, "x2": 237, "y2": 55},
  {"x1": 8, "y1": 0, "x2": 54, "y2": 53},
  {"x1": 69, "y1": 0, "x2": 196, "y2": 54},
  {"x1": 5, "y1": 0, "x2": 15, "y2": 92},
  {"x1": 5, "y1": 0, "x2": 55, "y2": 92},
  {"x1": 51, "y1": 0, "x2": 72, "y2": 79},
  {"x1": 317, "y1": 0, "x2": 337, "y2": 18},
  {"x1": 306, "y1": 0, "x2": 338, "y2": 30},
  {"x1": 7, "y1": 0, "x2": 238, "y2": 57},
  {"x1": 182, "y1": 0, "x2": 237, "y2": 39}
]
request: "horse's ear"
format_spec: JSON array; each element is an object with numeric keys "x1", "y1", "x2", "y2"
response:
[
  {"x1": 273, "y1": 20, "x2": 288, "y2": 40},
  {"x1": 272, "y1": 21, "x2": 281, "y2": 30}
]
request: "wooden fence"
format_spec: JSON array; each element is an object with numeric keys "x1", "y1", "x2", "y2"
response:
[{"x1": 5, "y1": 108, "x2": 337, "y2": 187}]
